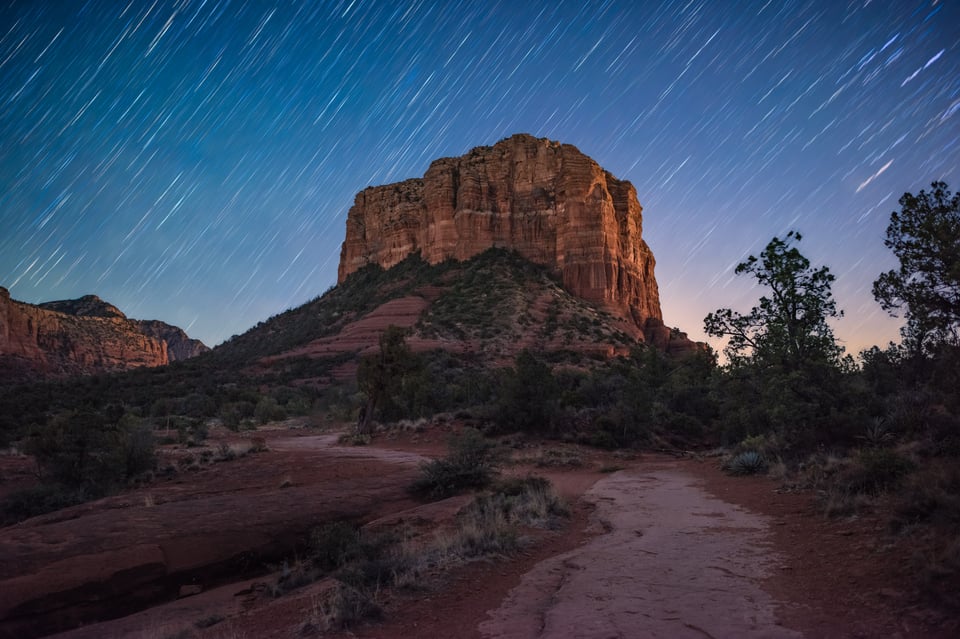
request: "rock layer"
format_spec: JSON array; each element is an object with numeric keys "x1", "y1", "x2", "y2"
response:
[
  {"x1": 132, "y1": 320, "x2": 209, "y2": 361},
  {"x1": 338, "y1": 134, "x2": 663, "y2": 331},
  {"x1": 0, "y1": 288, "x2": 207, "y2": 380}
]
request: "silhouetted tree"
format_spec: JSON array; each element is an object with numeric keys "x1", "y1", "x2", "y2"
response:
[
  {"x1": 873, "y1": 181, "x2": 960, "y2": 354},
  {"x1": 356, "y1": 325, "x2": 422, "y2": 433},
  {"x1": 495, "y1": 350, "x2": 558, "y2": 433},
  {"x1": 704, "y1": 231, "x2": 843, "y2": 369}
]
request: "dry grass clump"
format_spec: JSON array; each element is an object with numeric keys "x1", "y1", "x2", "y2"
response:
[
  {"x1": 213, "y1": 440, "x2": 264, "y2": 462},
  {"x1": 337, "y1": 432, "x2": 371, "y2": 446},
  {"x1": 287, "y1": 475, "x2": 569, "y2": 632},
  {"x1": 808, "y1": 446, "x2": 917, "y2": 517},
  {"x1": 301, "y1": 582, "x2": 382, "y2": 634},
  {"x1": 532, "y1": 447, "x2": 584, "y2": 468},
  {"x1": 890, "y1": 460, "x2": 960, "y2": 610}
]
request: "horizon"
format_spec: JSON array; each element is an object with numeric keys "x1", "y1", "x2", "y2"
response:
[{"x1": 2, "y1": 1, "x2": 957, "y2": 354}]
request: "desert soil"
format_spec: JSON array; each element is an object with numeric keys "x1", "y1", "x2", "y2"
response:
[{"x1": 3, "y1": 425, "x2": 956, "y2": 638}]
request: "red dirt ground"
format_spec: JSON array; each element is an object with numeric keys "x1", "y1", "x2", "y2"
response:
[
  {"x1": 309, "y1": 439, "x2": 957, "y2": 639},
  {"x1": 4, "y1": 425, "x2": 958, "y2": 638}
]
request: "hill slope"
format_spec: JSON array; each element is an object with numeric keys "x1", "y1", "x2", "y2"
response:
[{"x1": 212, "y1": 249, "x2": 697, "y2": 385}]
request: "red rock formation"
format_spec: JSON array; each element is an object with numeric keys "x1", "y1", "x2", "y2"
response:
[
  {"x1": 338, "y1": 134, "x2": 663, "y2": 334},
  {"x1": 132, "y1": 320, "x2": 209, "y2": 361},
  {"x1": 0, "y1": 288, "x2": 206, "y2": 380}
]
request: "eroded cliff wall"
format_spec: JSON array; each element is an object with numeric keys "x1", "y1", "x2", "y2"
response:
[
  {"x1": 0, "y1": 288, "x2": 206, "y2": 379},
  {"x1": 338, "y1": 134, "x2": 663, "y2": 330}
]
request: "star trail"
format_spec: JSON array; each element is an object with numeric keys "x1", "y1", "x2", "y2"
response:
[{"x1": 1, "y1": 0, "x2": 958, "y2": 355}]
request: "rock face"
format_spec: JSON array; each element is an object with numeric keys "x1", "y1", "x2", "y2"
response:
[
  {"x1": 131, "y1": 320, "x2": 209, "y2": 361},
  {"x1": 338, "y1": 134, "x2": 663, "y2": 334},
  {"x1": 0, "y1": 288, "x2": 208, "y2": 380}
]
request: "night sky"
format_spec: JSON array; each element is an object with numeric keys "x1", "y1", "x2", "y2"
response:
[{"x1": 2, "y1": 1, "x2": 958, "y2": 356}]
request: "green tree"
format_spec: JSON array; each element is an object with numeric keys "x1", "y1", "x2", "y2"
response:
[
  {"x1": 25, "y1": 409, "x2": 154, "y2": 490},
  {"x1": 704, "y1": 231, "x2": 843, "y2": 369},
  {"x1": 872, "y1": 181, "x2": 960, "y2": 353},
  {"x1": 495, "y1": 350, "x2": 558, "y2": 433},
  {"x1": 356, "y1": 325, "x2": 423, "y2": 433}
]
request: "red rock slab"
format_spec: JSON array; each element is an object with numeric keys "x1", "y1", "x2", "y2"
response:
[
  {"x1": 262, "y1": 295, "x2": 431, "y2": 364},
  {"x1": 0, "y1": 436, "x2": 427, "y2": 639}
]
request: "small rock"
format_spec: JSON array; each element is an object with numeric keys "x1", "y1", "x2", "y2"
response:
[{"x1": 178, "y1": 584, "x2": 203, "y2": 598}]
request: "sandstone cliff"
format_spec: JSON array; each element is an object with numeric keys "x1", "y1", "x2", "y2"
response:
[
  {"x1": 132, "y1": 319, "x2": 209, "y2": 361},
  {"x1": 338, "y1": 134, "x2": 664, "y2": 339},
  {"x1": 0, "y1": 288, "x2": 207, "y2": 380}
]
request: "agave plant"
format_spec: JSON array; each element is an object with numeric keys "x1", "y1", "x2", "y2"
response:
[
  {"x1": 727, "y1": 451, "x2": 767, "y2": 476},
  {"x1": 858, "y1": 417, "x2": 896, "y2": 448}
]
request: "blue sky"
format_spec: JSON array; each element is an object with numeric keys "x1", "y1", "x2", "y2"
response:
[{"x1": 1, "y1": 0, "x2": 958, "y2": 355}]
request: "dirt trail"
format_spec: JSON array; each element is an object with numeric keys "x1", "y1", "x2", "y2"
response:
[{"x1": 479, "y1": 466, "x2": 802, "y2": 639}]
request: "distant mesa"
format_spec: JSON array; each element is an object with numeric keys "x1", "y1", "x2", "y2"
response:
[
  {"x1": 338, "y1": 133, "x2": 695, "y2": 352},
  {"x1": 0, "y1": 286, "x2": 208, "y2": 381}
]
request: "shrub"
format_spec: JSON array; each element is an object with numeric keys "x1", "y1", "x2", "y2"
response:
[
  {"x1": 893, "y1": 462, "x2": 960, "y2": 529},
  {"x1": 310, "y1": 522, "x2": 363, "y2": 572},
  {"x1": 410, "y1": 428, "x2": 502, "y2": 498},
  {"x1": 495, "y1": 350, "x2": 559, "y2": 433},
  {"x1": 254, "y1": 397, "x2": 287, "y2": 424},
  {"x1": 219, "y1": 401, "x2": 255, "y2": 431},
  {"x1": 850, "y1": 448, "x2": 915, "y2": 494},
  {"x1": 24, "y1": 410, "x2": 155, "y2": 491},
  {"x1": 858, "y1": 417, "x2": 896, "y2": 448},
  {"x1": 440, "y1": 475, "x2": 570, "y2": 558},
  {"x1": 310, "y1": 581, "x2": 382, "y2": 632},
  {"x1": 1, "y1": 484, "x2": 87, "y2": 524},
  {"x1": 534, "y1": 448, "x2": 583, "y2": 468}
]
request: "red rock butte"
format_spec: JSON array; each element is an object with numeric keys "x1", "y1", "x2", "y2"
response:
[{"x1": 338, "y1": 133, "x2": 666, "y2": 337}]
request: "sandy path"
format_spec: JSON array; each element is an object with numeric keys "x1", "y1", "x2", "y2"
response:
[{"x1": 479, "y1": 466, "x2": 802, "y2": 639}]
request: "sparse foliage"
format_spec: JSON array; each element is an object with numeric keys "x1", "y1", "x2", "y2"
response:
[
  {"x1": 410, "y1": 428, "x2": 502, "y2": 498},
  {"x1": 357, "y1": 325, "x2": 426, "y2": 433},
  {"x1": 495, "y1": 350, "x2": 559, "y2": 433},
  {"x1": 705, "y1": 231, "x2": 843, "y2": 369},
  {"x1": 873, "y1": 181, "x2": 960, "y2": 353}
]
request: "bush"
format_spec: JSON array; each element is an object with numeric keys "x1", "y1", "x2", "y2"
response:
[
  {"x1": 1, "y1": 484, "x2": 88, "y2": 524},
  {"x1": 308, "y1": 581, "x2": 383, "y2": 632},
  {"x1": 410, "y1": 428, "x2": 501, "y2": 498},
  {"x1": 310, "y1": 522, "x2": 363, "y2": 571},
  {"x1": 850, "y1": 448, "x2": 915, "y2": 494},
  {"x1": 219, "y1": 401, "x2": 255, "y2": 431},
  {"x1": 495, "y1": 350, "x2": 559, "y2": 433},
  {"x1": 24, "y1": 410, "x2": 155, "y2": 491},
  {"x1": 893, "y1": 462, "x2": 960, "y2": 529},
  {"x1": 254, "y1": 397, "x2": 287, "y2": 424}
]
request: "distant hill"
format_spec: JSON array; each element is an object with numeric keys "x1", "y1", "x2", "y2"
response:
[{"x1": 0, "y1": 288, "x2": 208, "y2": 382}]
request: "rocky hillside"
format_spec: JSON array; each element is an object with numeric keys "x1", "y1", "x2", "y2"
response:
[
  {"x1": 339, "y1": 133, "x2": 662, "y2": 334},
  {"x1": 211, "y1": 250, "x2": 698, "y2": 388},
  {"x1": 0, "y1": 288, "x2": 208, "y2": 381}
]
